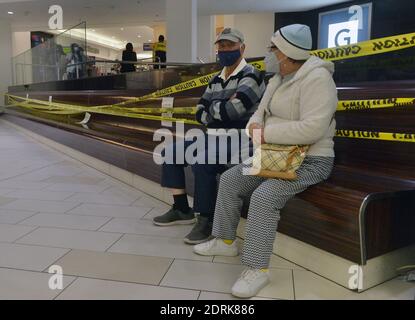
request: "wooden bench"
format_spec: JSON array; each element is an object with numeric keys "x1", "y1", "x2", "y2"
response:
[{"x1": 4, "y1": 67, "x2": 415, "y2": 291}]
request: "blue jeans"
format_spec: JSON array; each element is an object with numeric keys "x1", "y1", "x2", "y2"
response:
[{"x1": 161, "y1": 132, "x2": 250, "y2": 221}]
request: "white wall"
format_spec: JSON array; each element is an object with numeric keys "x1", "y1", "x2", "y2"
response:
[
  {"x1": 0, "y1": 20, "x2": 13, "y2": 106},
  {"x1": 12, "y1": 31, "x2": 31, "y2": 57},
  {"x1": 85, "y1": 43, "x2": 120, "y2": 61},
  {"x1": 224, "y1": 13, "x2": 275, "y2": 58},
  {"x1": 166, "y1": 0, "x2": 198, "y2": 63}
]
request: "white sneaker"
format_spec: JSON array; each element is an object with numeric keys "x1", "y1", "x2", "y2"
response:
[
  {"x1": 193, "y1": 238, "x2": 238, "y2": 257},
  {"x1": 231, "y1": 268, "x2": 270, "y2": 298}
]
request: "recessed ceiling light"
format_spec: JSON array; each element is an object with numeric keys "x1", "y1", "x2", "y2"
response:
[
  {"x1": 137, "y1": 35, "x2": 141, "y2": 38},
  {"x1": 8, "y1": 11, "x2": 14, "y2": 15},
  {"x1": 121, "y1": 28, "x2": 124, "y2": 31}
]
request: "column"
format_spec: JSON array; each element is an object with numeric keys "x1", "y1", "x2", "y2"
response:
[
  {"x1": 166, "y1": 0, "x2": 198, "y2": 63},
  {"x1": 0, "y1": 20, "x2": 13, "y2": 108},
  {"x1": 197, "y1": 15, "x2": 216, "y2": 63}
]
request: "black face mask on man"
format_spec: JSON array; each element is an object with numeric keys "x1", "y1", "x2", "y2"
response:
[{"x1": 217, "y1": 49, "x2": 241, "y2": 67}]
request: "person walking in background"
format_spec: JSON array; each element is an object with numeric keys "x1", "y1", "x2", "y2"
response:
[
  {"x1": 120, "y1": 43, "x2": 138, "y2": 73},
  {"x1": 55, "y1": 44, "x2": 66, "y2": 80},
  {"x1": 66, "y1": 43, "x2": 86, "y2": 79},
  {"x1": 153, "y1": 35, "x2": 167, "y2": 69}
]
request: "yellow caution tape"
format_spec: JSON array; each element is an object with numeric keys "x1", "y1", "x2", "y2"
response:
[
  {"x1": 6, "y1": 94, "x2": 197, "y2": 115},
  {"x1": 337, "y1": 98, "x2": 415, "y2": 111},
  {"x1": 336, "y1": 130, "x2": 415, "y2": 143},
  {"x1": 6, "y1": 94, "x2": 199, "y2": 125},
  {"x1": 311, "y1": 32, "x2": 415, "y2": 61},
  {"x1": 114, "y1": 60, "x2": 265, "y2": 106},
  {"x1": 7, "y1": 95, "x2": 415, "y2": 144}
]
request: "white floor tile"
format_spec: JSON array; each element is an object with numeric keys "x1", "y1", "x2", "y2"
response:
[
  {"x1": 142, "y1": 207, "x2": 170, "y2": 221},
  {"x1": 198, "y1": 291, "x2": 275, "y2": 300},
  {"x1": 0, "y1": 196, "x2": 16, "y2": 206},
  {"x1": 42, "y1": 175, "x2": 105, "y2": 185},
  {"x1": 56, "y1": 277, "x2": 199, "y2": 300},
  {"x1": 161, "y1": 260, "x2": 294, "y2": 299},
  {"x1": 0, "y1": 181, "x2": 52, "y2": 190},
  {"x1": 0, "y1": 188, "x2": 14, "y2": 196},
  {"x1": 0, "y1": 199, "x2": 80, "y2": 213},
  {"x1": 0, "y1": 223, "x2": 37, "y2": 242},
  {"x1": 132, "y1": 196, "x2": 170, "y2": 209},
  {"x1": 6, "y1": 190, "x2": 75, "y2": 201},
  {"x1": 0, "y1": 242, "x2": 69, "y2": 271},
  {"x1": 64, "y1": 193, "x2": 138, "y2": 205},
  {"x1": 213, "y1": 242, "x2": 305, "y2": 271},
  {"x1": 293, "y1": 269, "x2": 356, "y2": 300},
  {"x1": 294, "y1": 269, "x2": 415, "y2": 300},
  {"x1": 0, "y1": 209, "x2": 36, "y2": 224},
  {"x1": 108, "y1": 234, "x2": 213, "y2": 261},
  {"x1": 0, "y1": 268, "x2": 75, "y2": 300},
  {"x1": 43, "y1": 183, "x2": 110, "y2": 193},
  {"x1": 16, "y1": 227, "x2": 122, "y2": 251},
  {"x1": 100, "y1": 186, "x2": 145, "y2": 199},
  {"x1": 19, "y1": 213, "x2": 111, "y2": 231},
  {"x1": 54, "y1": 249, "x2": 173, "y2": 285},
  {"x1": 67, "y1": 203, "x2": 151, "y2": 218},
  {"x1": 356, "y1": 277, "x2": 415, "y2": 300},
  {"x1": 99, "y1": 217, "x2": 193, "y2": 237}
]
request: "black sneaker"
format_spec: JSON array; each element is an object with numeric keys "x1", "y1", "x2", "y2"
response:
[
  {"x1": 184, "y1": 215, "x2": 213, "y2": 244},
  {"x1": 153, "y1": 208, "x2": 196, "y2": 226}
]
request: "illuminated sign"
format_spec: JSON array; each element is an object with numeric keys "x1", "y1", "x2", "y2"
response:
[
  {"x1": 143, "y1": 43, "x2": 154, "y2": 51},
  {"x1": 318, "y1": 3, "x2": 372, "y2": 49}
]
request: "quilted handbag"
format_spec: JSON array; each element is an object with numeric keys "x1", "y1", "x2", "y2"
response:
[{"x1": 250, "y1": 144, "x2": 309, "y2": 180}]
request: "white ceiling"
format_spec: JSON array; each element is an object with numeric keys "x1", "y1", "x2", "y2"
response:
[
  {"x1": 1, "y1": 0, "x2": 351, "y2": 52},
  {"x1": 198, "y1": 0, "x2": 352, "y2": 15},
  {"x1": 1, "y1": 0, "x2": 352, "y2": 30}
]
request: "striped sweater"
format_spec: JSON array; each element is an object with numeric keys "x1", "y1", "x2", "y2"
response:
[{"x1": 195, "y1": 60, "x2": 265, "y2": 129}]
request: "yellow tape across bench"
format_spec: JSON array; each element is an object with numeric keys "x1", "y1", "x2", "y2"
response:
[
  {"x1": 6, "y1": 95, "x2": 415, "y2": 144},
  {"x1": 114, "y1": 60, "x2": 265, "y2": 106},
  {"x1": 5, "y1": 94, "x2": 200, "y2": 125},
  {"x1": 337, "y1": 98, "x2": 415, "y2": 111},
  {"x1": 311, "y1": 32, "x2": 415, "y2": 61},
  {"x1": 336, "y1": 130, "x2": 415, "y2": 143}
]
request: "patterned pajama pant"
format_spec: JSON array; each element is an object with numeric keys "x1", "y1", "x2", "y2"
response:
[{"x1": 212, "y1": 156, "x2": 334, "y2": 269}]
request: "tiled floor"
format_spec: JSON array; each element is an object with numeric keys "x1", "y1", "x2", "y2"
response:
[{"x1": 0, "y1": 121, "x2": 414, "y2": 300}]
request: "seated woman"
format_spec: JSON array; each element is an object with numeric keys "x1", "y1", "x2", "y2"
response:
[{"x1": 193, "y1": 24, "x2": 338, "y2": 298}]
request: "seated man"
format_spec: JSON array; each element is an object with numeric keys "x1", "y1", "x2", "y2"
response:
[{"x1": 153, "y1": 28, "x2": 265, "y2": 244}]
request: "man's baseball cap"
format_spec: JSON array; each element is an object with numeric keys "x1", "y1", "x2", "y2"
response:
[{"x1": 215, "y1": 28, "x2": 244, "y2": 44}]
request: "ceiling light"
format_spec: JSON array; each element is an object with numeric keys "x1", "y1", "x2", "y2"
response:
[
  {"x1": 121, "y1": 28, "x2": 124, "y2": 31},
  {"x1": 7, "y1": 11, "x2": 14, "y2": 15}
]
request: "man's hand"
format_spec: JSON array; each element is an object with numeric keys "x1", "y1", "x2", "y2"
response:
[{"x1": 248, "y1": 123, "x2": 265, "y2": 145}]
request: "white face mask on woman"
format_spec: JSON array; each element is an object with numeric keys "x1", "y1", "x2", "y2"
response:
[{"x1": 264, "y1": 52, "x2": 286, "y2": 75}]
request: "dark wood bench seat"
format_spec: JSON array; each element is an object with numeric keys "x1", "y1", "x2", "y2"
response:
[{"x1": 4, "y1": 69, "x2": 415, "y2": 290}]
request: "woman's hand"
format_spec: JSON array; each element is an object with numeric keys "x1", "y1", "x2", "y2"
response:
[{"x1": 248, "y1": 123, "x2": 265, "y2": 145}]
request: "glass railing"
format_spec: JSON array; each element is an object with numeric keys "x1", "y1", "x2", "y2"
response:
[
  {"x1": 11, "y1": 21, "x2": 205, "y2": 86},
  {"x1": 12, "y1": 22, "x2": 87, "y2": 85}
]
